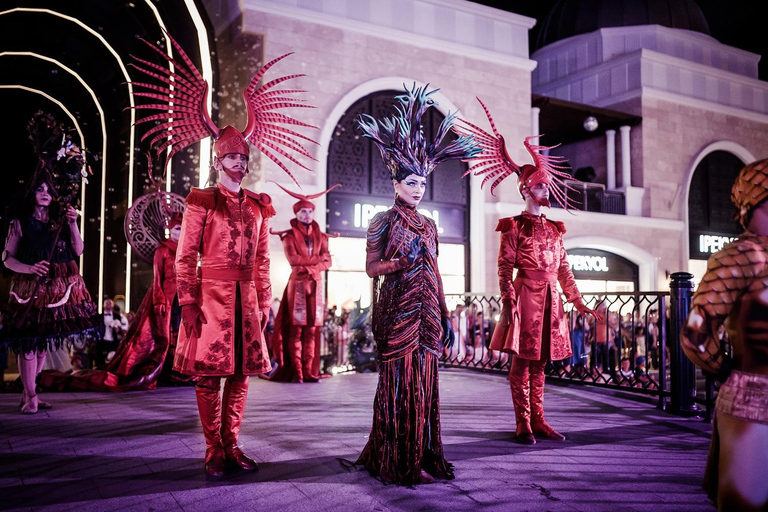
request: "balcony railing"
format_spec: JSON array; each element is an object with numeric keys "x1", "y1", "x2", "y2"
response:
[{"x1": 551, "y1": 179, "x2": 626, "y2": 214}]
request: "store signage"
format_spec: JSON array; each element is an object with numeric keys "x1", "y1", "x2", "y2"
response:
[
  {"x1": 327, "y1": 193, "x2": 466, "y2": 243},
  {"x1": 353, "y1": 203, "x2": 445, "y2": 233},
  {"x1": 698, "y1": 234, "x2": 735, "y2": 254},
  {"x1": 568, "y1": 248, "x2": 638, "y2": 283},
  {"x1": 689, "y1": 230, "x2": 739, "y2": 260},
  {"x1": 569, "y1": 255, "x2": 609, "y2": 272}
]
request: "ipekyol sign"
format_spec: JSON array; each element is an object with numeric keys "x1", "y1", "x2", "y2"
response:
[
  {"x1": 326, "y1": 193, "x2": 467, "y2": 243},
  {"x1": 689, "y1": 231, "x2": 738, "y2": 260}
]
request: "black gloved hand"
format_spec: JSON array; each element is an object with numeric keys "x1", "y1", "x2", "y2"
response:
[
  {"x1": 406, "y1": 235, "x2": 422, "y2": 266},
  {"x1": 441, "y1": 316, "x2": 455, "y2": 350}
]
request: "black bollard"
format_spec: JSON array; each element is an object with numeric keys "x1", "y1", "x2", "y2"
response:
[{"x1": 668, "y1": 272, "x2": 698, "y2": 415}]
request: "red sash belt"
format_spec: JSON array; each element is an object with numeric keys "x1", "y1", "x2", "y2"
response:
[
  {"x1": 201, "y1": 268, "x2": 253, "y2": 281},
  {"x1": 517, "y1": 268, "x2": 557, "y2": 283}
]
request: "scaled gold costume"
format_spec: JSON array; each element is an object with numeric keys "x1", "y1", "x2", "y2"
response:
[{"x1": 682, "y1": 158, "x2": 768, "y2": 511}]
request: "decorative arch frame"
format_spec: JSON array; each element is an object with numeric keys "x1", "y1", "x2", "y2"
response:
[
  {"x1": 681, "y1": 141, "x2": 756, "y2": 264},
  {"x1": 313, "y1": 77, "x2": 487, "y2": 291},
  {"x1": 564, "y1": 236, "x2": 658, "y2": 291}
]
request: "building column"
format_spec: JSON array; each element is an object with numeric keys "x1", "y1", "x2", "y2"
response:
[
  {"x1": 620, "y1": 125, "x2": 632, "y2": 188},
  {"x1": 606, "y1": 129, "x2": 616, "y2": 190},
  {"x1": 531, "y1": 106, "x2": 540, "y2": 146}
]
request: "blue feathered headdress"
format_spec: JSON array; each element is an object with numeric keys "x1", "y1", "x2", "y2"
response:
[{"x1": 357, "y1": 83, "x2": 481, "y2": 181}]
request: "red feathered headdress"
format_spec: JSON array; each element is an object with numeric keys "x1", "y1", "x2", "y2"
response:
[
  {"x1": 453, "y1": 97, "x2": 577, "y2": 209},
  {"x1": 128, "y1": 29, "x2": 318, "y2": 186}
]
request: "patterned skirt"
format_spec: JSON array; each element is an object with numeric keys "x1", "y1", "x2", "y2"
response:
[
  {"x1": 356, "y1": 346, "x2": 454, "y2": 485},
  {"x1": 1, "y1": 260, "x2": 103, "y2": 354}
]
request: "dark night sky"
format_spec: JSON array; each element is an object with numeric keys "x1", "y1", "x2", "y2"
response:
[{"x1": 470, "y1": 0, "x2": 768, "y2": 81}]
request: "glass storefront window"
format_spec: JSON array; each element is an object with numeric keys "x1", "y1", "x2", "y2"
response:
[{"x1": 327, "y1": 237, "x2": 466, "y2": 312}]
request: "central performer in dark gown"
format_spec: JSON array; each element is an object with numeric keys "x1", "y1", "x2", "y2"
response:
[{"x1": 354, "y1": 84, "x2": 480, "y2": 485}]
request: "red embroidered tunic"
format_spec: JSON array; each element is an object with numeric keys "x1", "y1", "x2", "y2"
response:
[
  {"x1": 496, "y1": 212, "x2": 585, "y2": 361},
  {"x1": 173, "y1": 183, "x2": 274, "y2": 376}
]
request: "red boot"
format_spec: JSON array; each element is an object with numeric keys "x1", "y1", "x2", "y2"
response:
[
  {"x1": 510, "y1": 357, "x2": 535, "y2": 444},
  {"x1": 288, "y1": 326, "x2": 304, "y2": 383},
  {"x1": 221, "y1": 376, "x2": 259, "y2": 471},
  {"x1": 530, "y1": 360, "x2": 566, "y2": 441},
  {"x1": 195, "y1": 378, "x2": 227, "y2": 477},
  {"x1": 301, "y1": 326, "x2": 320, "y2": 383}
]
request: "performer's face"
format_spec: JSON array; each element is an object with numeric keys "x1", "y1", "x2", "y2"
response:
[
  {"x1": 216, "y1": 153, "x2": 249, "y2": 182},
  {"x1": 295, "y1": 207, "x2": 314, "y2": 224},
  {"x1": 169, "y1": 224, "x2": 182, "y2": 242},
  {"x1": 34, "y1": 182, "x2": 52, "y2": 207},
  {"x1": 394, "y1": 175, "x2": 426, "y2": 207},
  {"x1": 525, "y1": 182, "x2": 550, "y2": 203}
]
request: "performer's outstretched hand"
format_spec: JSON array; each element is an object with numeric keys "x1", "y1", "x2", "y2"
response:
[
  {"x1": 406, "y1": 235, "x2": 422, "y2": 265},
  {"x1": 580, "y1": 305, "x2": 602, "y2": 322},
  {"x1": 499, "y1": 298, "x2": 514, "y2": 322},
  {"x1": 154, "y1": 303, "x2": 167, "y2": 317},
  {"x1": 182, "y1": 303, "x2": 207, "y2": 338},
  {"x1": 441, "y1": 316, "x2": 455, "y2": 349}
]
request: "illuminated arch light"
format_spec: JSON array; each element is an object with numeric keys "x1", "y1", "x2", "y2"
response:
[
  {"x1": 0, "y1": 52, "x2": 108, "y2": 304},
  {"x1": 0, "y1": 84, "x2": 87, "y2": 272},
  {"x1": 0, "y1": 5, "x2": 213, "y2": 310}
]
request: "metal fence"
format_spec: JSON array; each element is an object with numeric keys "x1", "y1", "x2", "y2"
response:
[{"x1": 317, "y1": 274, "x2": 716, "y2": 420}]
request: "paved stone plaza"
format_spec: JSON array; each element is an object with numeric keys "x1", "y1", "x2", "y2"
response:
[{"x1": 1, "y1": 369, "x2": 715, "y2": 511}]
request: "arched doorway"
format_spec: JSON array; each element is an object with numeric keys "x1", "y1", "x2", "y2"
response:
[
  {"x1": 687, "y1": 150, "x2": 743, "y2": 284},
  {"x1": 324, "y1": 90, "x2": 471, "y2": 310}
]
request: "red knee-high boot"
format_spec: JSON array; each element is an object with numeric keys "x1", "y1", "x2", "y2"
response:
[
  {"x1": 509, "y1": 357, "x2": 535, "y2": 444},
  {"x1": 221, "y1": 376, "x2": 259, "y2": 471},
  {"x1": 530, "y1": 359, "x2": 565, "y2": 441},
  {"x1": 195, "y1": 377, "x2": 226, "y2": 476},
  {"x1": 288, "y1": 326, "x2": 304, "y2": 383},
  {"x1": 301, "y1": 326, "x2": 319, "y2": 383}
]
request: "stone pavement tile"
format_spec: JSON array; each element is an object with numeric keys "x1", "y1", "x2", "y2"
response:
[
  {"x1": 170, "y1": 481, "x2": 299, "y2": 512},
  {"x1": 0, "y1": 370, "x2": 717, "y2": 511},
  {"x1": 22, "y1": 492, "x2": 184, "y2": 512}
]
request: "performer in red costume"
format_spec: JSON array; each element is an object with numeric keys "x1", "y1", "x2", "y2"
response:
[
  {"x1": 681, "y1": 158, "x2": 768, "y2": 511},
  {"x1": 455, "y1": 99, "x2": 599, "y2": 445},
  {"x1": 128, "y1": 31, "x2": 317, "y2": 477},
  {"x1": 40, "y1": 212, "x2": 190, "y2": 391},
  {"x1": 267, "y1": 182, "x2": 338, "y2": 383},
  {"x1": 353, "y1": 84, "x2": 480, "y2": 485}
]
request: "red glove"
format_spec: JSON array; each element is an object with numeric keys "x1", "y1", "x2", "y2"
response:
[
  {"x1": 260, "y1": 307, "x2": 270, "y2": 332},
  {"x1": 181, "y1": 304, "x2": 206, "y2": 339}
]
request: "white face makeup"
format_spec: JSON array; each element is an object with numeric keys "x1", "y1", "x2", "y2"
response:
[
  {"x1": 34, "y1": 182, "x2": 52, "y2": 207},
  {"x1": 296, "y1": 207, "x2": 314, "y2": 224},
  {"x1": 169, "y1": 224, "x2": 182, "y2": 242}
]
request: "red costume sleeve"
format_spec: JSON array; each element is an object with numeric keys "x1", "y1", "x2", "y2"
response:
[
  {"x1": 365, "y1": 211, "x2": 407, "y2": 278},
  {"x1": 175, "y1": 197, "x2": 207, "y2": 306},
  {"x1": 253, "y1": 212, "x2": 271, "y2": 307},
  {"x1": 497, "y1": 218, "x2": 518, "y2": 304},
  {"x1": 316, "y1": 235, "x2": 332, "y2": 272},
  {"x1": 557, "y1": 245, "x2": 585, "y2": 311},
  {"x1": 282, "y1": 236, "x2": 322, "y2": 266}
]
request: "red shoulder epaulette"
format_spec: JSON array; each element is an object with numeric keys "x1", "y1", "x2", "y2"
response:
[
  {"x1": 496, "y1": 217, "x2": 515, "y2": 232},
  {"x1": 244, "y1": 190, "x2": 276, "y2": 219},
  {"x1": 185, "y1": 187, "x2": 217, "y2": 210},
  {"x1": 546, "y1": 218, "x2": 567, "y2": 234}
]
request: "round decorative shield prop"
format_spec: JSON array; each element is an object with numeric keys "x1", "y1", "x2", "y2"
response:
[{"x1": 124, "y1": 191, "x2": 186, "y2": 264}]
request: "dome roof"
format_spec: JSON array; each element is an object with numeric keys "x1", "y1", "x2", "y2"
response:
[{"x1": 535, "y1": 0, "x2": 710, "y2": 51}]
